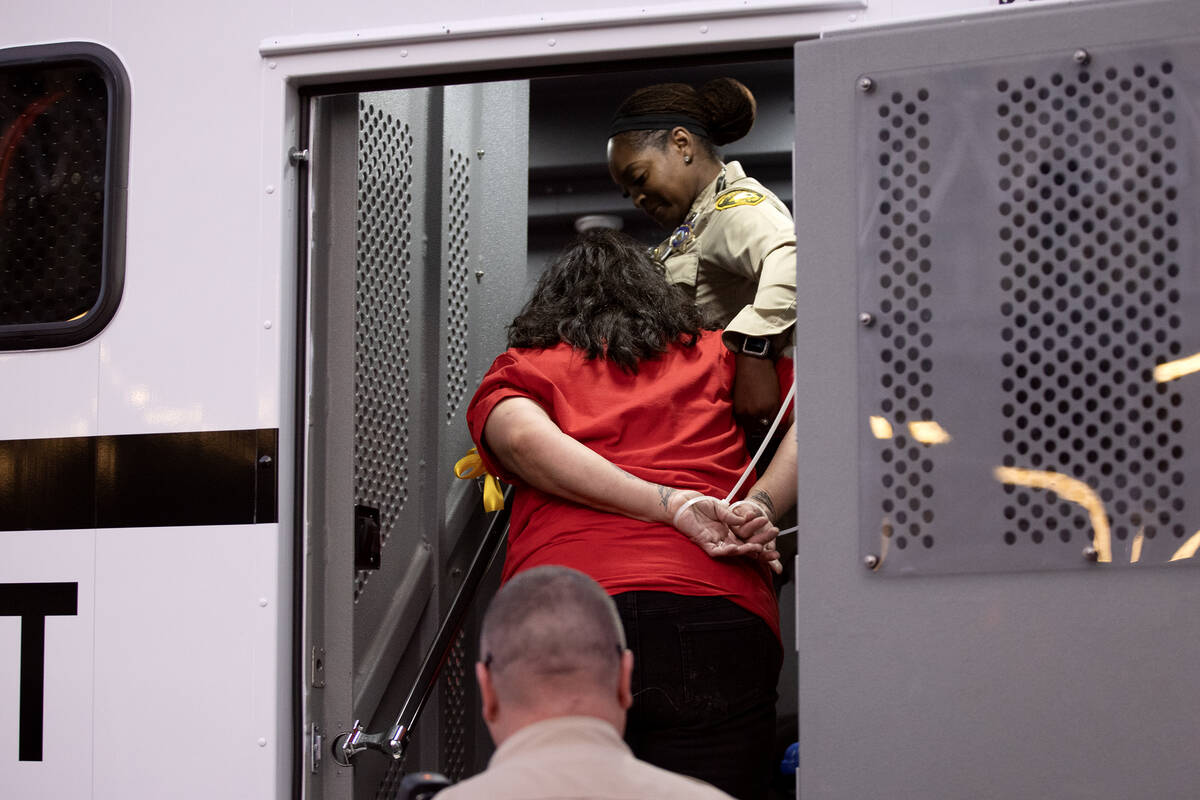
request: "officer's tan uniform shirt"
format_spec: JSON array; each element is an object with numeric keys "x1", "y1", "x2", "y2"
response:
[
  {"x1": 654, "y1": 161, "x2": 796, "y2": 343},
  {"x1": 435, "y1": 716, "x2": 735, "y2": 800}
]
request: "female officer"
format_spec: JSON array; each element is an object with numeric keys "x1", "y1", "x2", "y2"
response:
[{"x1": 606, "y1": 78, "x2": 796, "y2": 431}]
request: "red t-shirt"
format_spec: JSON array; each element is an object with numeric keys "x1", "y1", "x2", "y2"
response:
[{"x1": 466, "y1": 330, "x2": 781, "y2": 638}]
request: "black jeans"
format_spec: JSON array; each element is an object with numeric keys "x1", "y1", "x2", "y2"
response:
[{"x1": 613, "y1": 591, "x2": 782, "y2": 800}]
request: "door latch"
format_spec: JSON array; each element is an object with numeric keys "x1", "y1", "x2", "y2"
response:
[
  {"x1": 355, "y1": 505, "x2": 382, "y2": 570},
  {"x1": 311, "y1": 646, "x2": 326, "y2": 688}
]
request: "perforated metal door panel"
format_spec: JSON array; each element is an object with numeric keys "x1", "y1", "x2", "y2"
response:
[
  {"x1": 434, "y1": 80, "x2": 530, "y2": 785},
  {"x1": 321, "y1": 82, "x2": 528, "y2": 800},
  {"x1": 856, "y1": 37, "x2": 1200, "y2": 575},
  {"x1": 353, "y1": 88, "x2": 428, "y2": 603}
]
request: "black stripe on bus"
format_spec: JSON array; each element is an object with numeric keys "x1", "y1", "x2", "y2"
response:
[{"x1": 0, "y1": 428, "x2": 277, "y2": 531}]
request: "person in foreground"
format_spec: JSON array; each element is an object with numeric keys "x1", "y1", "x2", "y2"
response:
[
  {"x1": 466, "y1": 229, "x2": 796, "y2": 799},
  {"x1": 436, "y1": 566, "x2": 736, "y2": 800}
]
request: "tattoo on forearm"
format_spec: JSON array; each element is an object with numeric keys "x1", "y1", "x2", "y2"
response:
[
  {"x1": 657, "y1": 485, "x2": 676, "y2": 510},
  {"x1": 749, "y1": 490, "x2": 776, "y2": 521}
]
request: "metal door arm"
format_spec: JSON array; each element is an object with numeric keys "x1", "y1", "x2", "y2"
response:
[{"x1": 330, "y1": 719, "x2": 406, "y2": 765}]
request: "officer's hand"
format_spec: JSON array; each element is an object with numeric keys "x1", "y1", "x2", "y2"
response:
[{"x1": 733, "y1": 354, "x2": 781, "y2": 433}]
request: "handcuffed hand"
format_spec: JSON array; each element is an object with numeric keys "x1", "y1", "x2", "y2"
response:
[
  {"x1": 728, "y1": 498, "x2": 781, "y2": 571},
  {"x1": 668, "y1": 491, "x2": 782, "y2": 573}
]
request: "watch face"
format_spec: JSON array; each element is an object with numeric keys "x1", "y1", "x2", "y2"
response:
[{"x1": 742, "y1": 337, "x2": 770, "y2": 357}]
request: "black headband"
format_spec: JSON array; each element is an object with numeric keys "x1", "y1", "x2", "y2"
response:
[{"x1": 607, "y1": 113, "x2": 709, "y2": 139}]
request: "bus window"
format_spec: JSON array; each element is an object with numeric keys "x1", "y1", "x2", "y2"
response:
[{"x1": 0, "y1": 43, "x2": 128, "y2": 350}]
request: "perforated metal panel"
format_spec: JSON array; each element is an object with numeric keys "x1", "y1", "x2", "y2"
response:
[
  {"x1": 869, "y1": 85, "x2": 939, "y2": 554},
  {"x1": 796, "y1": 5, "x2": 1200, "y2": 799},
  {"x1": 445, "y1": 150, "x2": 472, "y2": 422},
  {"x1": 304, "y1": 82, "x2": 528, "y2": 800},
  {"x1": 429, "y1": 80, "x2": 529, "y2": 786},
  {"x1": 439, "y1": 630, "x2": 468, "y2": 782},
  {"x1": 856, "y1": 37, "x2": 1200, "y2": 575},
  {"x1": 994, "y1": 63, "x2": 1187, "y2": 548},
  {"x1": 353, "y1": 93, "x2": 421, "y2": 600}
]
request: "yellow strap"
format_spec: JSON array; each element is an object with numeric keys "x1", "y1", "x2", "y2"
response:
[
  {"x1": 480, "y1": 474, "x2": 505, "y2": 512},
  {"x1": 454, "y1": 448, "x2": 505, "y2": 512},
  {"x1": 454, "y1": 448, "x2": 486, "y2": 479}
]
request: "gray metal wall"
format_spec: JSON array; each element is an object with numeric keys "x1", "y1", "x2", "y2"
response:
[
  {"x1": 791, "y1": 1, "x2": 1200, "y2": 797},
  {"x1": 304, "y1": 80, "x2": 529, "y2": 800}
]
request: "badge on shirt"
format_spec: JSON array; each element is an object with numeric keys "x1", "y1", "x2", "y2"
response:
[
  {"x1": 668, "y1": 219, "x2": 694, "y2": 249},
  {"x1": 715, "y1": 189, "x2": 765, "y2": 210}
]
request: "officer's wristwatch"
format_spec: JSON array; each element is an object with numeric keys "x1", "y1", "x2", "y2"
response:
[{"x1": 738, "y1": 335, "x2": 773, "y2": 359}]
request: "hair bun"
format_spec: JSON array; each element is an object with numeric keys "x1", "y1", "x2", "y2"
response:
[
  {"x1": 610, "y1": 78, "x2": 757, "y2": 147},
  {"x1": 698, "y1": 78, "x2": 757, "y2": 146}
]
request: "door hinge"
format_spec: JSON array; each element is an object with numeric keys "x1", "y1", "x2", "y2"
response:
[{"x1": 310, "y1": 723, "x2": 323, "y2": 774}]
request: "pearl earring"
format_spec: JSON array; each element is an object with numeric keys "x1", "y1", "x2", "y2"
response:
[{"x1": 684, "y1": 155, "x2": 693, "y2": 164}]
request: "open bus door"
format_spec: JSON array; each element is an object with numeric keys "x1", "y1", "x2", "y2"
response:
[
  {"x1": 790, "y1": 0, "x2": 1200, "y2": 796},
  {"x1": 301, "y1": 82, "x2": 530, "y2": 800}
]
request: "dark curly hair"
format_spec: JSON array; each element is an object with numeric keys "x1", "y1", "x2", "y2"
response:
[{"x1": 507, "y1": 230, "x2": 710, "y2": 373}]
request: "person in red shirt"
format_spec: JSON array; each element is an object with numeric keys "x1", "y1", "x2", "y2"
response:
[{"x1": 466, "y1": 229, "x2": 796, "y2": 800}]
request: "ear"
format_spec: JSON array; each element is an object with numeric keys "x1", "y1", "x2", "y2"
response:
[
  {"x1": 617, "y1": 649, "x2": 634, "y2": 711},
  {"x1": 668, "y1": 126, "x2": 692, "y2": 157},
  {"x1": 477, "y1": 661, "x2": 500, "y2": 724}
]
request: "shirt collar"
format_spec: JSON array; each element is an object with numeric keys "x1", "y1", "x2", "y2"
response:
[
  {"x1": 489, "y1": 716, "x2": 629, "y2": 767},
  {"x1": 687, "y1": 160, "x2": 747, "y2": 218}
]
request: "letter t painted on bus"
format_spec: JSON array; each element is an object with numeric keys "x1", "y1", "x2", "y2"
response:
[{"x1": 0, "y1": 582, "x2": 78, "y2": 761}]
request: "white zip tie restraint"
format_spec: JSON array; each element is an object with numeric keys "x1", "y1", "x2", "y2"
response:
[
  {"x1": 723, "y1": 381, "x2": 797, "y2": 503},
  {"x1": 671, "y1": 381, "x2": 797, "y2": 529},
  {"x1": 728, "y1": 498, "x2": 771, "y2": 517},
  {"x1": 671, "y1": 495, "x2": 714, "y2": 528}
]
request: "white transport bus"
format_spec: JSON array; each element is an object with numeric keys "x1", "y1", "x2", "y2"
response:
[{"x1": 3, "y1": 0, "x2": 1198, "y2": 797}]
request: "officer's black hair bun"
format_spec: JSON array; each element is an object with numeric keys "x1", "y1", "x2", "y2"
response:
[{"x1": 698, "y1": 78, "x2": 757, "y2": 146}]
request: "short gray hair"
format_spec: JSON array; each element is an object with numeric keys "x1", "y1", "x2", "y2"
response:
[{"x1": 480, "y1": 566, "x2": 625, "y2": 698}]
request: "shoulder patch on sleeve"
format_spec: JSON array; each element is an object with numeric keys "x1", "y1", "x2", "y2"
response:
[{"x1": 714, "y1": 189, "x2": 765, "y2": 210}]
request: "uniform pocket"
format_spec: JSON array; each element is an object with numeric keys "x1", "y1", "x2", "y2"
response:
[
  {"x1": 663, "y1": 251, "x2": 699, "y2": 296},
  {"x1": 678, "y1": 615, "x2": 780, "y2": 720}
]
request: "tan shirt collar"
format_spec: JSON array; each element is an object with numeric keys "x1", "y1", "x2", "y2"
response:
[
  {"x1": 685, "y1": 160, "x2": 749, "y2": 218},
  {"x1": 489, "y1": 716, "x2": 629, "y2": 768}
]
